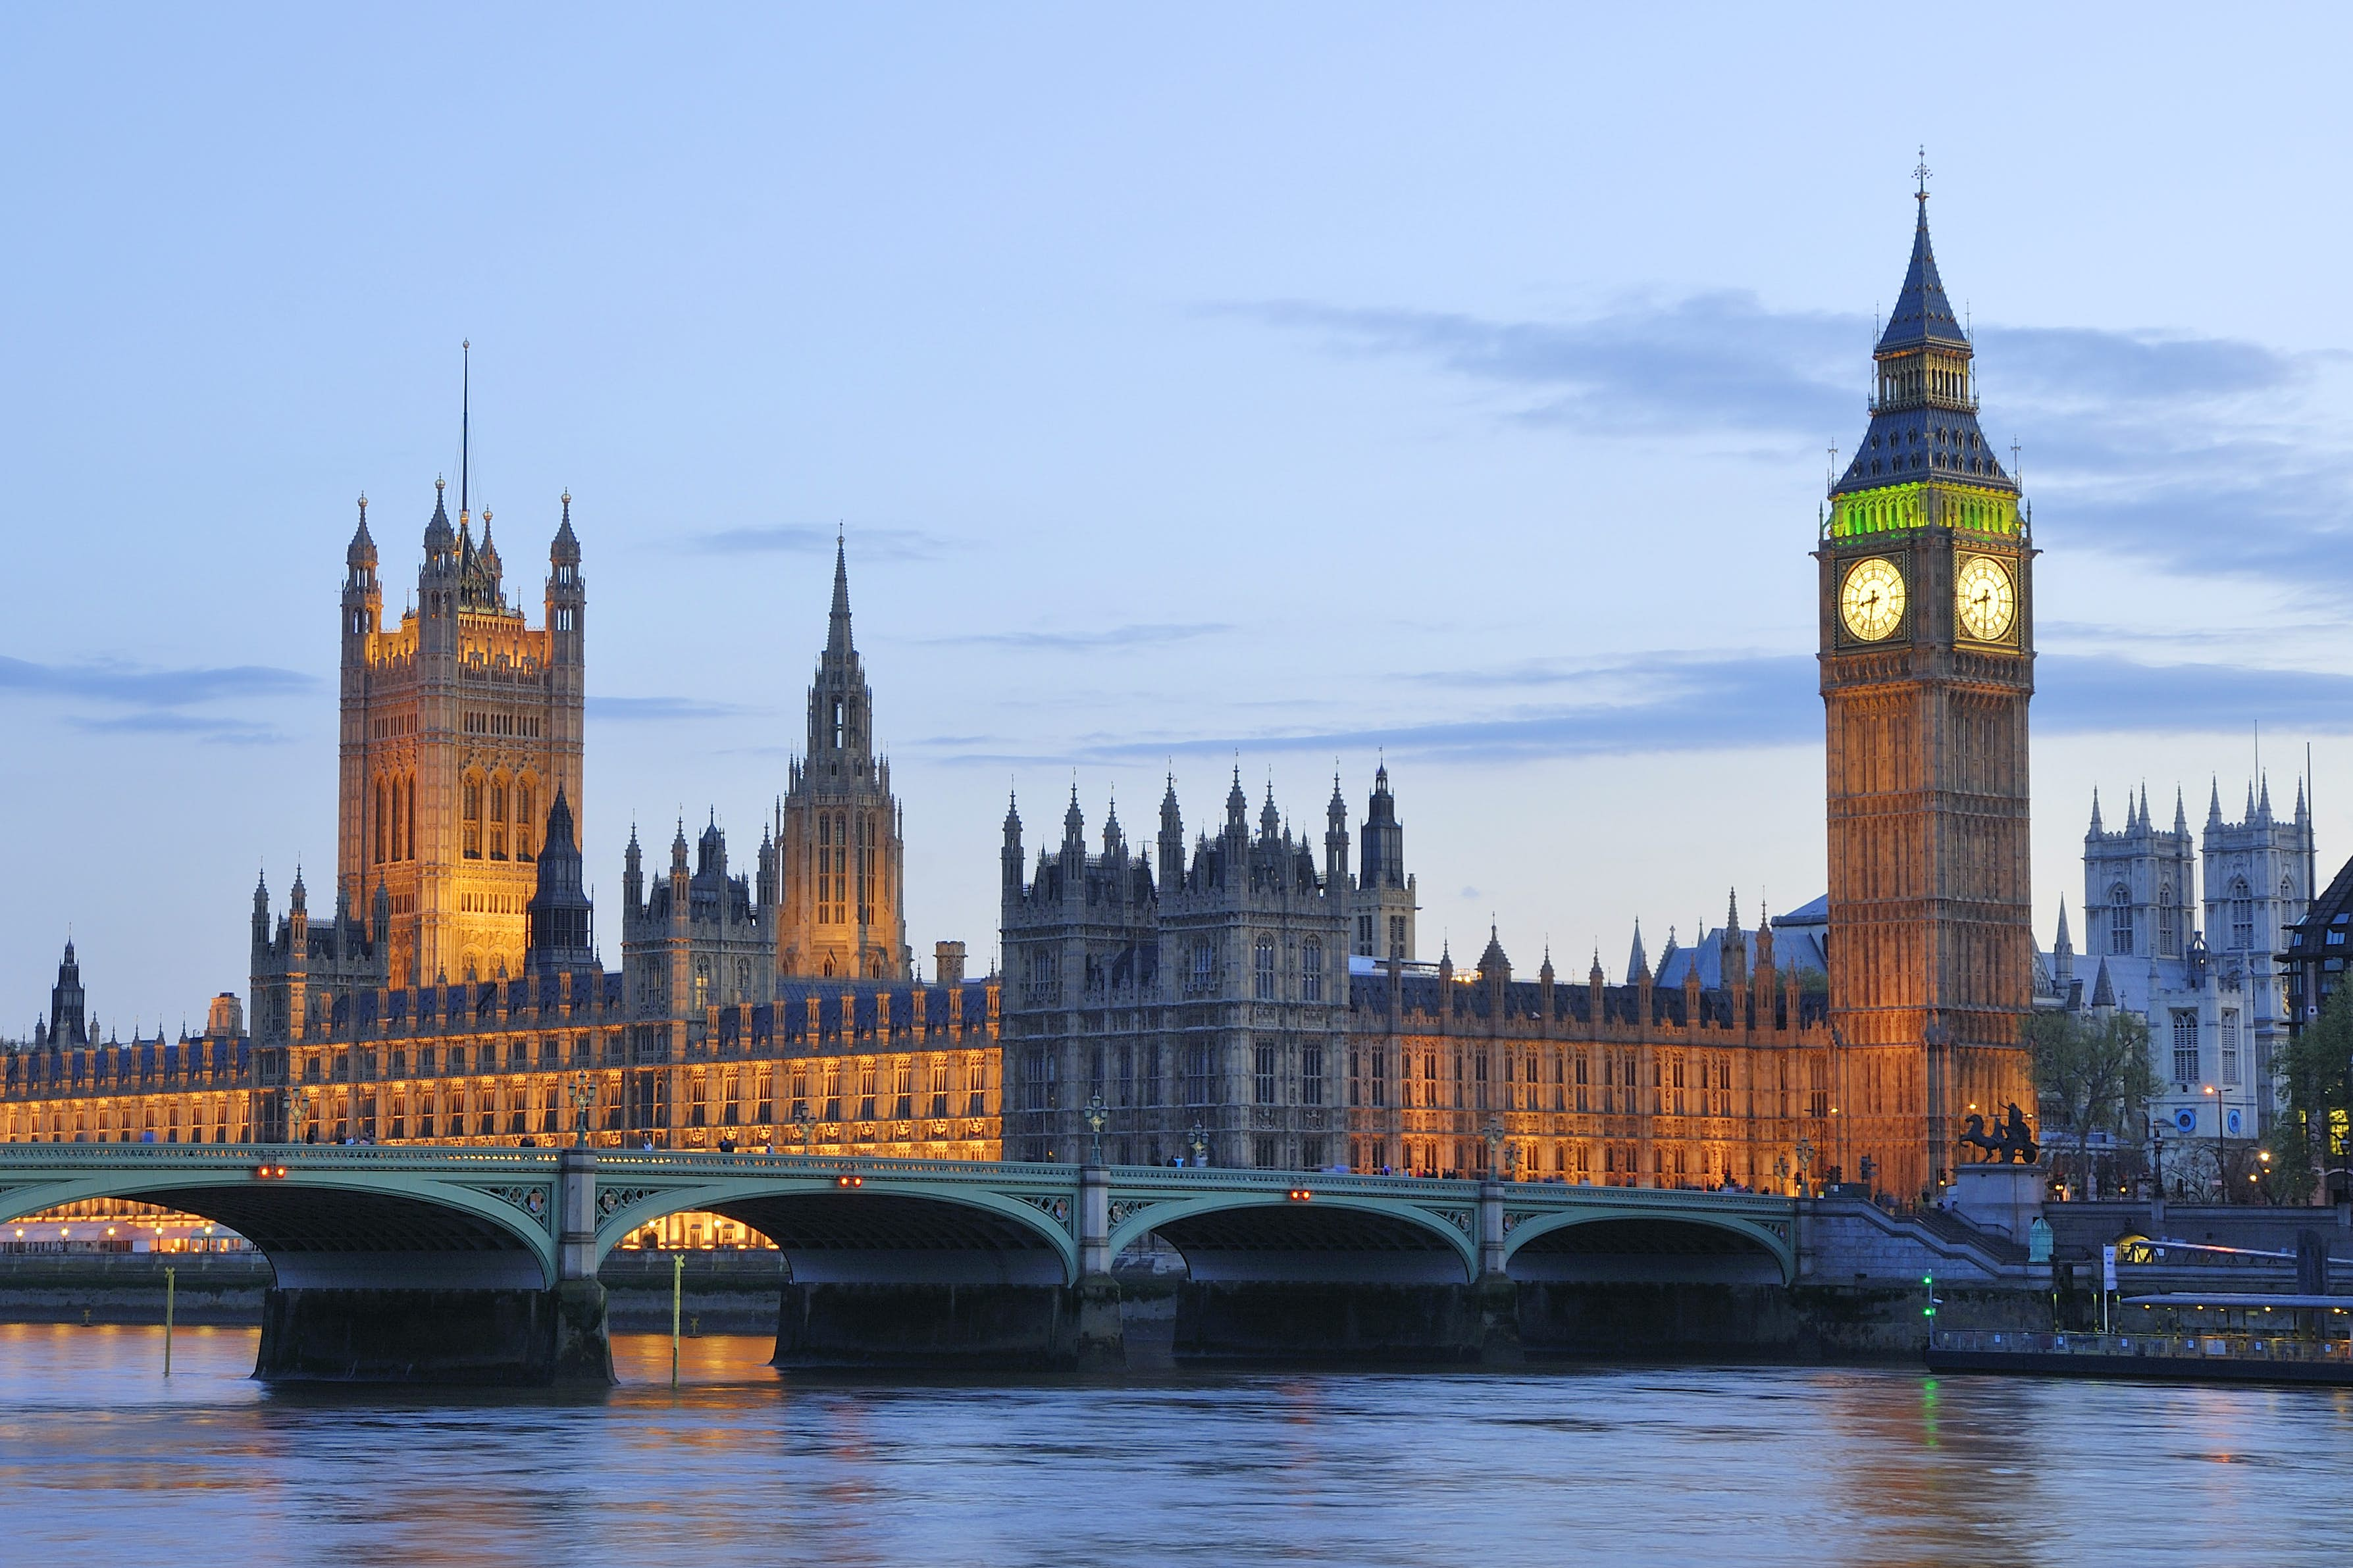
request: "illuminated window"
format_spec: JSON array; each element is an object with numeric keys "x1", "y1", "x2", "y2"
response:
[
  {"x1": 488, "y1": 779, "x2": 507, "y2": 860},
  {"x1": 463, "y1": 779, "x2": 482, "y2": 860}
]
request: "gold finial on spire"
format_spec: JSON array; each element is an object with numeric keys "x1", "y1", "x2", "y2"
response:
[{"x1": 1913, "y1": 145, "x2": 1931, "y2": 205}]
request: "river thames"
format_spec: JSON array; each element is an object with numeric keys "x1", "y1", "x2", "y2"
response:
[{"x1": 0, "y1": 1323, "x2": 2344, "y2": 1566}]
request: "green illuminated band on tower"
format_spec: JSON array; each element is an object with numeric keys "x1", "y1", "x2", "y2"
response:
[{"x1": 1830, "y1": 480, "x2": 2021, "y2": 541}]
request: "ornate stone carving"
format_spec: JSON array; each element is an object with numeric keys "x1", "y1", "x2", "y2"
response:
[{"x1": 1434, "y1": 1208, "x2": 1472, "y2": 1235}]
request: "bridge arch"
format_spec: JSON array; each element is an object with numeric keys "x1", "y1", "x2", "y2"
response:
[
  {"x1": 0, "y1": 1165, "x2": 558, "y2": 1290},
  {"x1": 593, "y1": 1177, "x2": 1079, "y2": 1286},
  {"x1": 1108, "y1": 1193, "x2": 1478, "y2": 1284},
  {"x1": 1502, "y1": 1209, "x2": 1792, "y2": 1286}
]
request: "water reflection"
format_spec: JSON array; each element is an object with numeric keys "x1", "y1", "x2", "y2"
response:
[{"x1": 0, "y1": 1324, "x2": 2344, "y2": 1567}]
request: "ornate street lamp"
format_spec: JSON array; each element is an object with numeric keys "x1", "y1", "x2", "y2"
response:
[
  {"x1": 1187, "y1": 1122, "x2": 1209, "y2": 1168},
  {"x1": 1082, "y1": 1092, "x2": 1108, "y2": 1165},
  {"x1": 568, "y1": 1071, "x2": 596, "y2": 1149}
]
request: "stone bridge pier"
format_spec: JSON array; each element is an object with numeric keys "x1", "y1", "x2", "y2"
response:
[{"x1": 254, "y1": 1146, "x2": 612, "y2": 1384}]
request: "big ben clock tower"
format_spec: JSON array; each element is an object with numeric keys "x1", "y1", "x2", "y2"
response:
[{"x1": 1820, "y1": 167, "x2": 2036, "y2": 1199}]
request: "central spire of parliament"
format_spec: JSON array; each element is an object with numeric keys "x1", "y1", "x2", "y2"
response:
[{"x1": 773, "y1": 536, "x2": 910, "y2": 980}]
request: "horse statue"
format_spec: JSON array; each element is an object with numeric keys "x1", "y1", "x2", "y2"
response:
[{"x1": 1959, "y1": 1102, "x2": 2040, "y2": 1164}]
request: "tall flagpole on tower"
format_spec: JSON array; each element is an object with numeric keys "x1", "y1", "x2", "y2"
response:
[{"x1": 460, "y1": 339, "x2": 471, "y2": 517}]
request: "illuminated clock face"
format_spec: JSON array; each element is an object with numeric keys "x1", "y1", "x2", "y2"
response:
[
  {"x1": 1955, "y1": 553, "x2": 2015, "y2": 640},
  {"x1": 1839, "y1": 556, "x2": 1905, "y2": 642}
]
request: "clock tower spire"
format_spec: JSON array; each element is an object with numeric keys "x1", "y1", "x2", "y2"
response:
[{"x1": 1819, "y1": 172, "x2": 2036, "y2": 1200}]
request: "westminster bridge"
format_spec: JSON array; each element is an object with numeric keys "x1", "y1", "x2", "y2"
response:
[{"x1": 0, "y1": 1144, "x2": 2011, "y2": 1381}]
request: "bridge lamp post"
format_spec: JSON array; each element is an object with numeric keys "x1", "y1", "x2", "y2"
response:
[
  {"x1": 2204, "y1": 1085, "x2": 2225, "y2": 1203},
  {"x1": 1794, "y1": 1138, "x2": 1817, "y2": 1199},
  {"x1": 1082, "y1": 1094, "x2": 1108, "y2": 1167},
  {"x1": 1482, "y1": 1117, "x2": 1505, "y2": 1182},
  {"x1": 794, "y1": 1104, "x2": 815, "y2": 1160},
  {"x1": 1187, "y1": 1123, "x2": 1208, "y2": 1169},
  {"x1": 568, "y1": 1072, "x2": 596, "y2": 1150}
]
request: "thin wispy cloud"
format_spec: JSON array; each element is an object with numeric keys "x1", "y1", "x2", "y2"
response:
[
  {"x1": 690, "y1": 524, "x2": 954, "y2": 561},
  {"x1": 923, "y1": 649, "x2": 2353, "y2": 768},
  {"x1": 589, "y1": 695, "x2": 756, "y2": 722},
  {"x1": 0, "y1": 652, "x2": 311, "y2": 746},
  {"x1": 0, "y1": 653, "x2": 312, "y2": 707},
  {"x1": 928, "y1": 622, "x2": 1231, "y2": 652},
  {"x1": 1238, "y1": 294, "x2": 2353, "y2": 590}
]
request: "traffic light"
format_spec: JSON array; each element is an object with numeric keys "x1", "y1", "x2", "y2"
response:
[{"x1": 1922, "y1": 1273, "x2": 1941, "y2": 1318}]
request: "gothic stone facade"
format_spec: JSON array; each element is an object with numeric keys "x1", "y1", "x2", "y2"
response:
[
  {"x1": 338, "y1": 483, "x2": 586, "y2": 990},
  {"x1": 1820, "y1": 192, "x2": 2036, "y2": 1198}
]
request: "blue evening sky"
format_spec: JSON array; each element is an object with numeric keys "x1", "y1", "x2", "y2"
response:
[{"x1": 7, "y1": 4, "x2": 2353, "y2": 1031}]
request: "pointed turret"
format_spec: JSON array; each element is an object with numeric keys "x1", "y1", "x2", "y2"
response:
[
  {"x1": 2090, "y1": 788, "x2": 2104, "y2": 836},
  {"x1": 2090, "y1": 956, "x2": 2116, "y2": 1012},
  {"x1": 1478, "y1": 924, "x2": 1510, "y2": 984},
  {"x1": 1628, "y1": 919, "x2": 1647, "y2": 982},
  {"x1": 1259, "y1": 779, "x2": 1281, "y2": 842},
  {"x1": 1875, "y1": 186, "x2": 1971, "y2": 355},
  {"x1": 1225, "y1": 767, "x2": 1248, "y2": 836},
  {"x1": 550, "y1": 490, "x2": 581, "y2": 565},
  {"x1": 2173, "y1": 787, "x2": 2188, "y2": 836},
  {"x1": 423, "y1": 476, "x2": 455, "y2": 559},
  {"x1": 347, "y1": 493, "x2": 378, "y2": 573},
  {"x1": 2259, "y1": 774, "x2": 2274, "y2": 822},
  {"x1": 1002, "y1": 790, "x2": 1025, "y2": 898},
  {"x1": 526, "y1": 786, "x2": 596, "y2": 973},
  {"x1": 2208, "y1": 778, "x2": 2225, "y2": 828},
  {"x1": 1830, "y1": 176, "x2": 2015, "y2": 499}
]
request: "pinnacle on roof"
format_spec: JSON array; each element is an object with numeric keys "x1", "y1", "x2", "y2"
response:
[
  {"x1": 1478, "y1": 923, "x2": 1509, "y2": 978},
  {"x1": 2090, "y1": 957, "x2": 2117, "y2": 1009},
  {"x1": 2297, "y1": 776, "x2": 2310, "y2": 821},
  {"x1": 348, "y1": 494, "x2": 376, "y2": 570},
  {"x1": 827, "y1": 534, "x2": 854, "y2": 656},
  {"x1": 1875, "y1": 178, "x2": 1971, "y2": 355},
  {"x1": 2208, "y1": 778, "x2": 2224, "y2": 826},
  {"x1": 2054, "y1": 897, "x2": 2071, "y2": 951},
  {"x1": 552, "y1": 490, "x2": 580, "y2": 564},
  {"x1": 2259, "y1": 774, "x2": 2273, "y2": 821},
  {"x1": 2173, "y1": 787, "x2": 2188, "y2": 836},
  {"x1": 425, "y1": 475, "x2": 455, "y2": 556},
  {"x1": 1628, "y1": 919, "x2": 1647, "y2": 980},
  {"x1": 2090, "y1": 788, "x2": 2104, "y2": 835}
]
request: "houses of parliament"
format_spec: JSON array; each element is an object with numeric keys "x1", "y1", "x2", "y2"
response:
[{"x1": 0, "y1": 192, "x2": 2044, "y2": 1201}]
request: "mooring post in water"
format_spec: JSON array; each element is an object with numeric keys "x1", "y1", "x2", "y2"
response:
[
  {"x1": 163, "y1": 1266, "x2": 175, "y2": 1376},
  {"x1": 671, "y1": 1252, "x2": 684, "y2": 1388}
]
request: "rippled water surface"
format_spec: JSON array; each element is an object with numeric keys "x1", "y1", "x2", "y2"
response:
[{"x1": 1, "y1": 1323, "x2": 2346, "y2": 1566}]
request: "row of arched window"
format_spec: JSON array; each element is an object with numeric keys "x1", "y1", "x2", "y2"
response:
[{"x1": 461, "y1": 772, "x2": 538, "y2": 862}]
